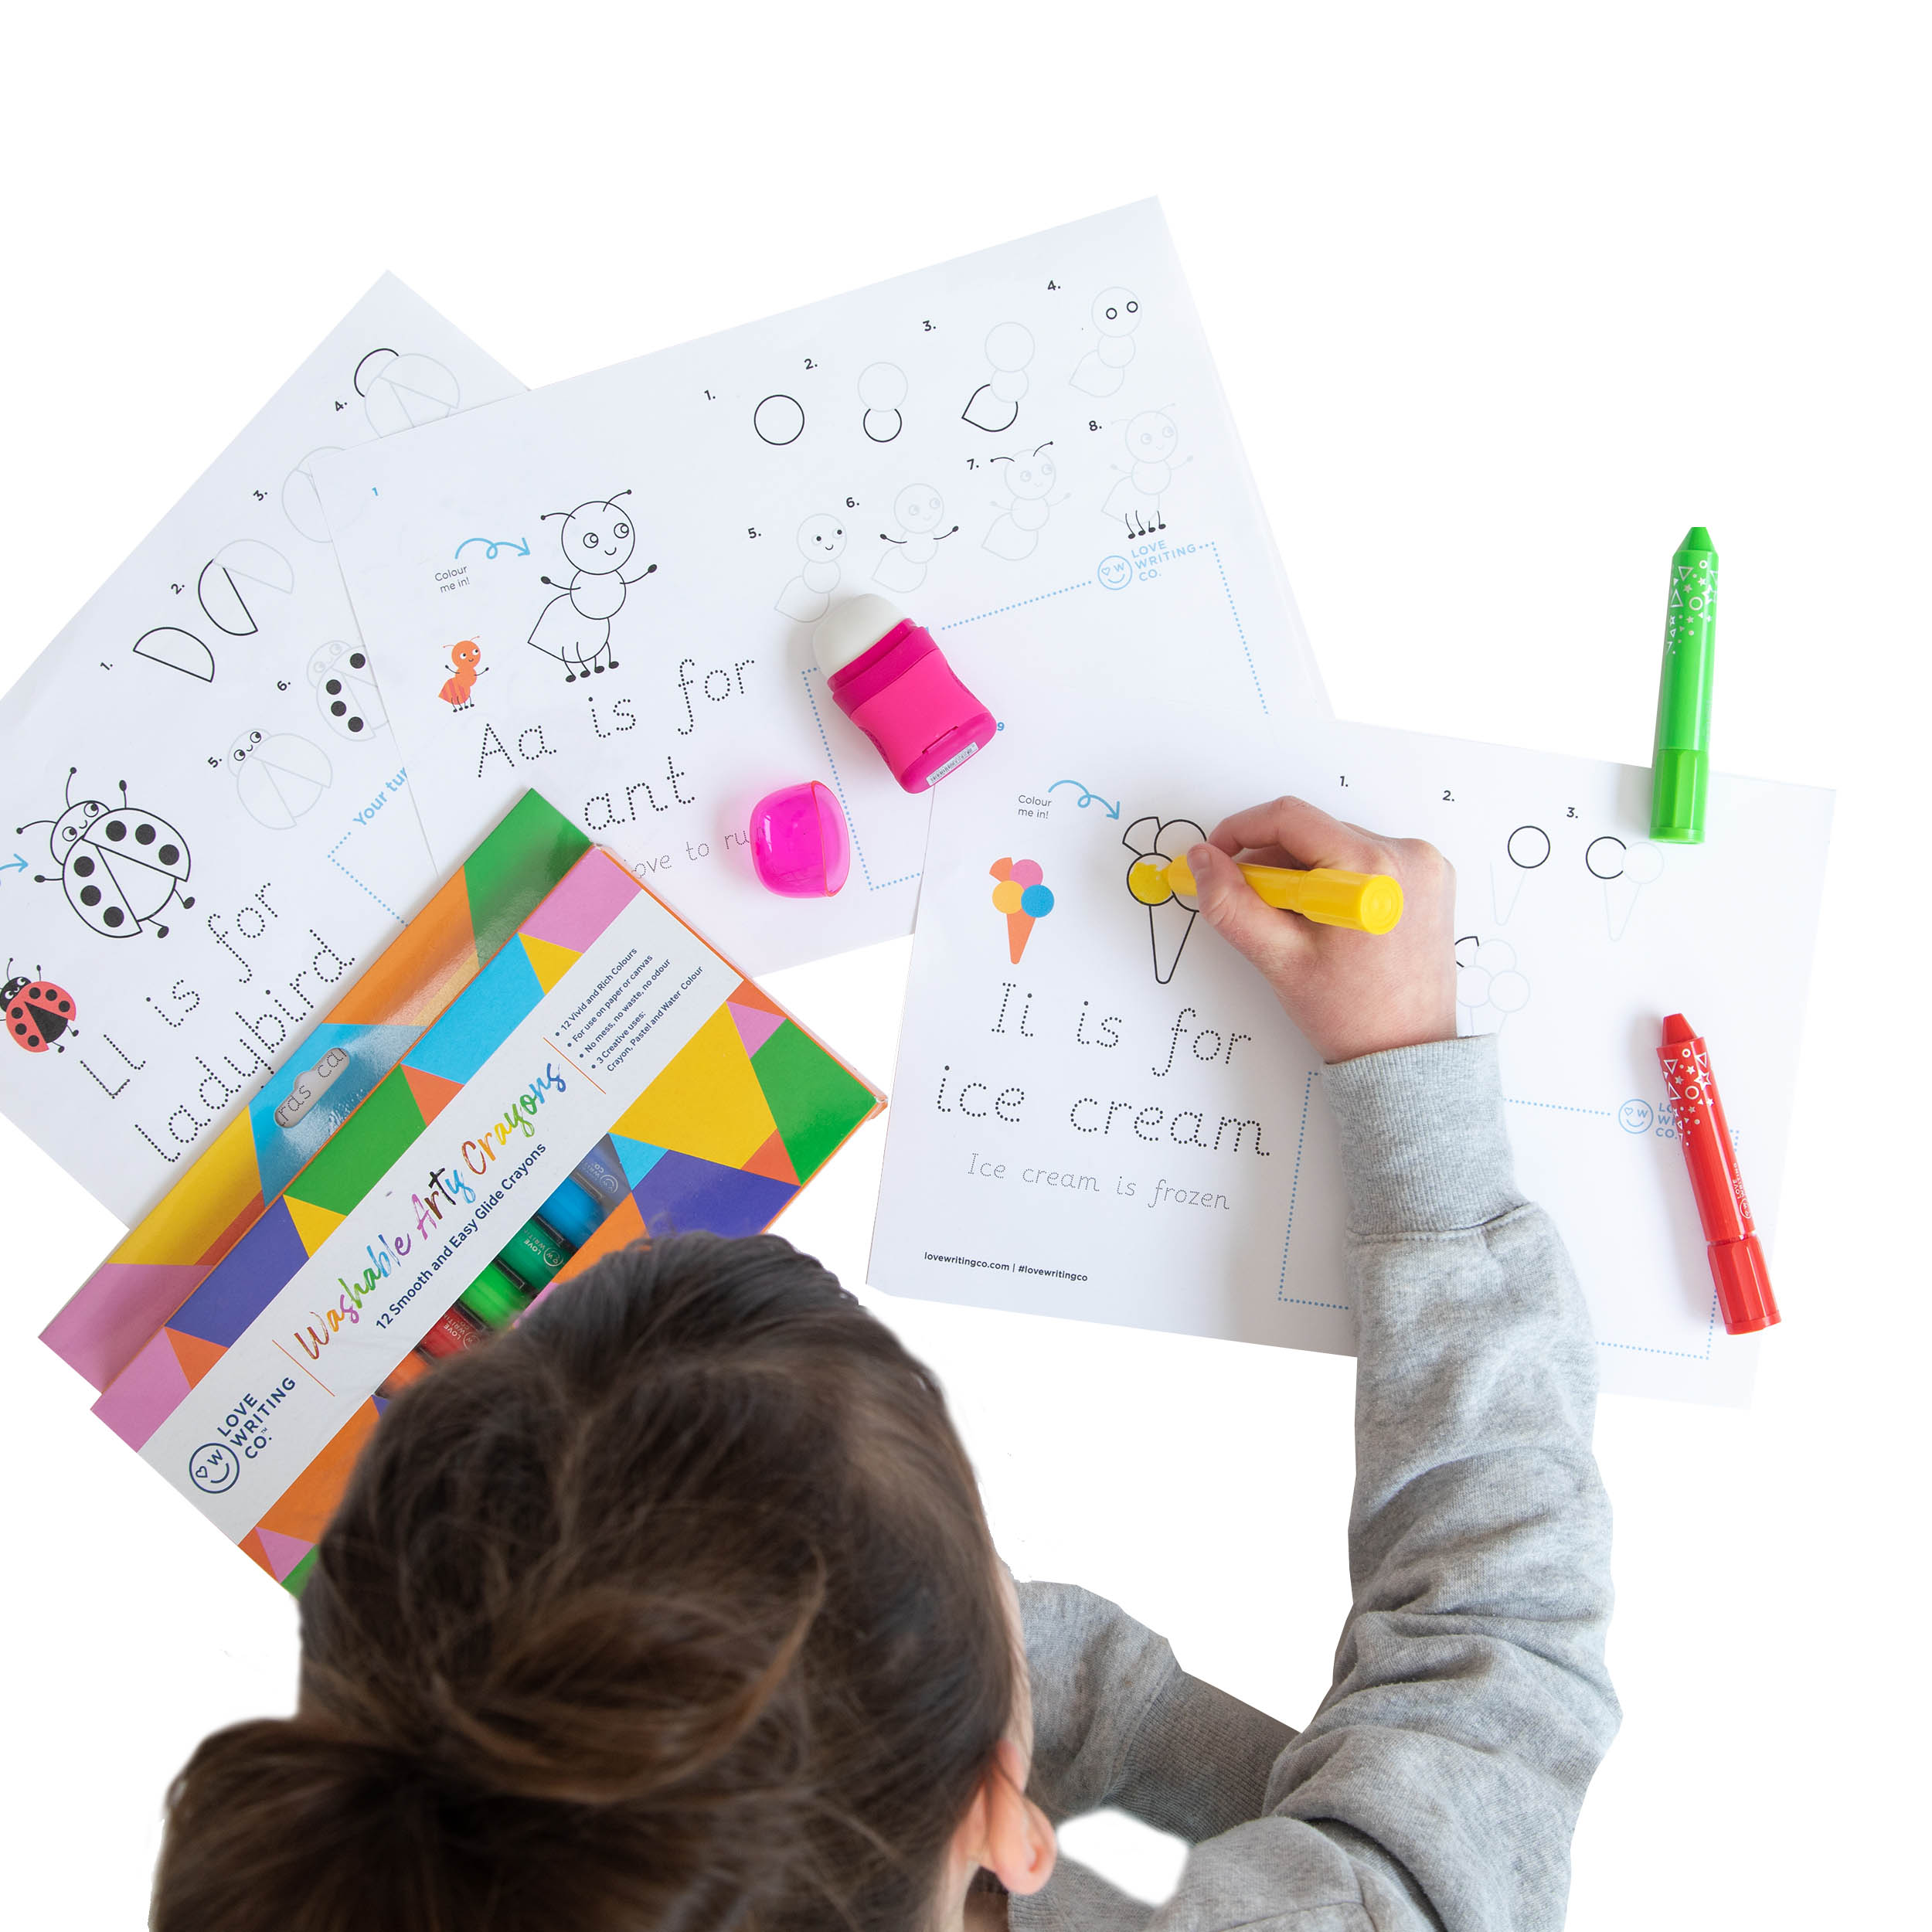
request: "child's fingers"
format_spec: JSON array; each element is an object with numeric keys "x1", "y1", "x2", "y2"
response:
[
  {"x1": 1186, "y1": 842, "x2": 1316, "y2": 977},
  {"x1": 1207, "y1": 795, "x2": 1388, "y2": 875}
]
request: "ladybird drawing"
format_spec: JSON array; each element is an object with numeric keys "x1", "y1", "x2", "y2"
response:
[
  {"x1": 227, "y1": 730, "x2": 333, "y2": 830},
  {"x1": 308, "y1": 639, "x2": 387, "y2": 739},
  {"x1": 439, "y1": 638, "x2": 486, "y2": 711},
  {"x1": 17, "y1": 767, "x2": 195, "y2": 939},
  {"x1": 527, "y1": 490, "x2": 658, "y2": 683},
  {"x1": 3, "y1": 963, "x2": 78, "y2": 1053}
]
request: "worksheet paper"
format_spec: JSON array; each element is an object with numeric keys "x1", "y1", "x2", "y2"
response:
[
  {"x1": 869, "y1": 719, "x2": 1832, "y2": 1406},
  {"x1": 0, "y1": 279, "x2": 521, "y2": 1223},
  {"x1": 317, "y1": 202, "x2": 1328, "y2": 976}
]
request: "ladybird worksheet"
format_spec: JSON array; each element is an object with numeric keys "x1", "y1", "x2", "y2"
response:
[
  {"x1": 867, "y1": 714, "x2": 1832, "y2": 1406},
  {"x1": 316, "y1": 202, "x2": 1328, "y2": 976},
  {"x1": 0, "y1": 277, "x2": 520, "y2": 1223}
]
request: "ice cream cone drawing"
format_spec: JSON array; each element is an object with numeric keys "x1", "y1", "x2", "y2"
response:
[
  {"x1": 1585, "y1": 835, "x2": 1665, "y2": 940},
  {"x1": 1454, "y1": 936, "x2": 1532, "y2": 1035},
  {"x1": 1492, "y1": 823, "x2": 1549, "y2": 923},
  {"x1": 1123, "y1": 815, "x2": 1207, "y2": 984},
  {"x1": 989, "y1": 857, "x2": 1054, "y2": 962}
]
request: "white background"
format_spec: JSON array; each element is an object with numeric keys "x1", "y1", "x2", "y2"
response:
[{"x1": 2, "y1": 6, "x2": 1923, "y2": 1926}]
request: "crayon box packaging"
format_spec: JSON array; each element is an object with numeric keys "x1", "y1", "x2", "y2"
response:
[{"x1": 89, "y1": 840, "x2": 883, "y2": 1590}]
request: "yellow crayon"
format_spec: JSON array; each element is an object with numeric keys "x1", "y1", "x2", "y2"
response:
[{"x1": 1129, "y1": 855, "x2": 1404, "y2": 934}]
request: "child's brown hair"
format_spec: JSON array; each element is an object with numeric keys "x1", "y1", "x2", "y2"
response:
[{"x1": 153, "y1": 1233, "x2": 1017, "y2": 1931}]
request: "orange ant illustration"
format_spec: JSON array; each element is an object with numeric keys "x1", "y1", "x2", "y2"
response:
[{"x1": 439, "y1": 638, "x2": 486, "y2": 712}]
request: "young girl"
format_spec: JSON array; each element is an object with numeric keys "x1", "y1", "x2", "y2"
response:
[{"x1": 155, "y1": 798, "x2": 1617, "y2": 1932}]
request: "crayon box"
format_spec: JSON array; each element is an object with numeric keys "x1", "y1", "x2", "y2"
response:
[{"x1": 89, "y1": 840, "x2": 883, "y2": 1590}]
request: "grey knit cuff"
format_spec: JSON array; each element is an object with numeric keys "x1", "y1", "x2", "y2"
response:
[
  {"x1": 1320, "y1": 1034, "x2": 1522, "y2": 1237},
  {"x1": 1115, "y1": 1671, "x2": 1296, "y2": 1842}
]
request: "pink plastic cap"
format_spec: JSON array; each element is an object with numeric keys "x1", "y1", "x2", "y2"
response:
[{"x1": 750, "y1": 781, "x2": 851, "y2": 898}]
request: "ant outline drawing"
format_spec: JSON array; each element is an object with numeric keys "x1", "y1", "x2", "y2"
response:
[
  {"x1": 874, "y1": 485, "x2": 959, "y2": 594},
  {"x1": 1103, "y1": 409, "x2": 1192, "y2": 539},
  {"x1": 984, "y1": 442, "x2": 1070, "y2": 561},
  {"x1": 527, "y1": 490, "x2": 658, "y2": 684}
]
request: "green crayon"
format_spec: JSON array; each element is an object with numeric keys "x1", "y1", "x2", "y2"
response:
[
  {"x1": 497, "y1": 1217, "x2": 572, "y2": 1291},
  {"x1": 1650, "y1": 526, "x2": 1718, "y2": 843},
  {"x1": 458, "y1": 1260, "x2": 530, "y2": 1331}
]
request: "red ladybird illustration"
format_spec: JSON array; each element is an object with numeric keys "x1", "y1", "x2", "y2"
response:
[{"x1": 3, "y1": 961, "x2": 79, "y2": 1053}]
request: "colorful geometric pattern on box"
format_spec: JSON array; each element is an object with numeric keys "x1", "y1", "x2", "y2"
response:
[
  {"x1": 88, "y1": 846, "x2": 883, "y2": 1592},
  {"x1": 42, "y1": 792, "x2": 590, "y2": 1392}
]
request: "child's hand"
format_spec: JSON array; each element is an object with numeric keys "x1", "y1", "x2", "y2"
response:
[{"x1": 1188, "y1": 797, "x2": 1457, "y2": 1065}]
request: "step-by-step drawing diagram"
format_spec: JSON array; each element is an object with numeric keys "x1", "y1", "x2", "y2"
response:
[
  {"x1": 1585, "y1": 833, "x2": 1666, "y2": 939},
  {"x1": 356, "y1": 347, "x2": 462, "y2": 435},
  {"x1": 1455, "y1": 934, "x2": 1532, "y2": 1033},
  {"x1": 1103, "y1": 410, "x2": 1191, "y2": 537},
  {"x1": 1071, "y1": 286, "x2": 1141, "y2": 396},
  {"x1": 308, "y1": 641, "x2": 386, "y2": 738},
  {"x1": 753, "y1": 393, "x2": 806, "y2": 446},
  {"x1": 132, "y1": 540, "x2": 298, "y2": 686},
  {"x1": 226, "y1": 729, "x2": 333, "y2": 830},
  {"x1": 1493, "y1": 821, "x2": 1550, "y2": 922},
  {"x1": 873, "y1": 485, "x2": 959, "y2": 594},
  {"x1": 0, "y1": 274, "x2": 521, "y2": 1223},
  {"x1": 131, "y1": 625, "x2": 216, "y2": 682},
  {"x1": 962, "y1": 321, "x2": 1034, "y2": 432},
  {"x1": 196, "y1": 541, "x2": 295, "y2": 638},
  {"x1": 859, "y1": 362, "x2": 906, "y2": 442},
  {"x1": 775, "y1": 512, "x2": 848, "y2": 622},
  {"x1": 282, "y1": 446, "x2": 344, "y2": 543},
  {"x1": 983, "y1": 441, "x2": 1067, "y2": 561}
]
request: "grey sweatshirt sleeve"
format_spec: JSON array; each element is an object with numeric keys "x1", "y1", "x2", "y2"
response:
[{"x1": 1012, "y1": 1034, "x2": 1618, "y2": 1932}]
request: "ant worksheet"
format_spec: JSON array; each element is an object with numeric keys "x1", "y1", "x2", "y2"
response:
[
  {"x1": 0, "y1": 280, "x2": 521, "y2": 1222},
  {"x1": 316, "y1": 202, "x2": 1328, "y2": 975},
  {"x1": 868, "y1": 714, "x2": 1832, "y2": 1406}
]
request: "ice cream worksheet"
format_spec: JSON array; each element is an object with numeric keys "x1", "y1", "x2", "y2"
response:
[
  {"x1": 318, "y1": 202, "x2": 1328, "y2": 975},
  {"x1": 868, "y1": 716, "x2": 1832, "y2": 1406},
  {"x1": 0, "y1": 280, "x2": 520, "y2": 1222}
]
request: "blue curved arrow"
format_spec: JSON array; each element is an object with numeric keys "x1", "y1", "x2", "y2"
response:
[
  {"x1": 1, "y1": 852, "x2": 27, "y2": 876},
  {"x1": 454, "y1": 537, "x2": 532, "y2": 560},
  {"x1": 1049, "y1": 779, "x2": 1121, "y2": 819}
]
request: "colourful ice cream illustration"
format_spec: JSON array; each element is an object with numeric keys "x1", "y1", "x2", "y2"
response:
[{"x1": 990, "y1": 857, "x2": 1054, "y2": 962}]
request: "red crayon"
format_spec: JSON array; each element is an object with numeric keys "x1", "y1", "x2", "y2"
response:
[
  {"x1": 417, "y1": 1304, "x2": 488, "y2": 1361},
  {"x1": 1657, "y1": 1013, "x2": 1779, "y2": 1334}
]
